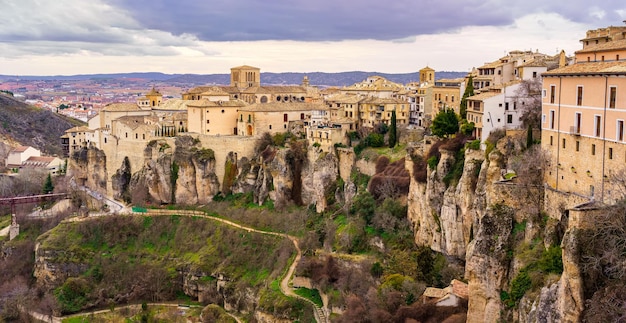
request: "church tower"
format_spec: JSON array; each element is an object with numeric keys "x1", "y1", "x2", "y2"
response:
[
  {"x1": 419, "y1": 66, "x2": 435, "y2": 85},
  {"x1": 230, "y1": 65, "x2": 261, "y2": 89},
  {"x1": 145, "y1": 87, "x2": 162, "y2": 107}
]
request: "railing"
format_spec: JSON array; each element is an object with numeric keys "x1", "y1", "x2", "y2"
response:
[{"x1": 569, "y1": 126, "x2": 581, "y2": 135}]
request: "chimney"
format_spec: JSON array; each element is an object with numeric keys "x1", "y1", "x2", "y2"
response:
[{"x1": 559, "y1": 50, "x2": 567, "y2": 68}]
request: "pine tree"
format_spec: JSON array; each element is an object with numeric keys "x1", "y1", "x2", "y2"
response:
[
  {"x1": 526, "y1": 123, "x2": 533, "y2": 148},
  {"x1": 460, "y1": 76, "x2": 475, "y2": 120},
  {"x1": 388, "y1": 110, "x2": 397, "y2": 148},
  {"x1": 43, "y1": 173, "x2": 54, "y2": 194}
]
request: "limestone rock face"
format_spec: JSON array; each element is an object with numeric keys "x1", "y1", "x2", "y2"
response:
[
  {"x1": 128, "y1": 137, "x2": 220, "y2": 205},
  {"x1": 69, "y1": 145, "x2": 107, "y2": 194},
  {"x1": 465, "y1": 205, "x2": 514, "y2": 323},
  {"x1": 33, "y1": 243, "x2": 89, "y2": 288},
  {"x1": 407, "y1": 148, "x2": 485, "y2": 258},
  {"x1": 302, "y1": 148, "x2": 339, "y2": 213}
]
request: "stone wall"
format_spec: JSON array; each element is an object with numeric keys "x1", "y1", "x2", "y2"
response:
[{"x1": 543, "y1": 187, "x2": 591, "y2": 220}]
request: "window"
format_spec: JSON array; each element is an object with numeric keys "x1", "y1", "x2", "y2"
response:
[
  {"x1": 533, "y1": 71, "x2": 537, "y2": 78},
  {"x1": 602, "y1": 55, "x2": 605, "y2": 62},
  {"x1": 562, "y1": 138, "x2": 566, "y2": 148},
  {"x1": 592, "y1": 144, "x2": 596, "y2": 155},
  {"x1": 575, "y1": 113, "x2": 581, "y2": 134},
  {"x1": 577, "y1": 86, "x2": 583, "y2": 106},
  {"x1": 576, "y1": 140, "x2": 580, "y2": 152},
  {"x1": 542, "y1": 89, "x2": 547, "y2": 98},
  {"x1": 505, "y1": 102, "x2": 509, "y2": 110},
  {"x1": 507, "y1": 115, "x2": 513, "y2": 124},
  {"x1": 550, "y1": 135, "x2": 553, "y2": 146},
  {"x1": 125, "y1": 132, "x2": 128, "y2": 138},
  {"x1": 300, "y1": 113, "x2": 305, "y2": 120},
  {"x1": 618, "y1": 120, "x2": 625, "y2": 141},
  {"x1": 206, "y1": 120, "x2": 210, "y2": 124},
  {"x1": 609, "y1": 147, "x2": 613, "y2": 159},
  {"x1": 104, "y1": 138, "x2": 107, "y2": 144},
  {"x1": 135, "y1": 133, "x2": 138, "y2": 139},
  {"x1": 550, "y1": 85, "x2": 556, "y2": 103},
  {"x1": 284, "y1": 114, "x2": 288, "y2": 122},
  {"x1": 269, "y1": 125, "x2": 272, "y2": 130},
  {"x1": 610, "y1": 86, "x2": 617, "y2": 109},
  {"x1": 618, "y1": 54, "x2": 621, "y2": 61},
  {"x1": 595, "y1": 115, "x2": 602, "y2": 137},
  {"x1": 549, "y1": 110, "x2": 555, "y2": 129}
]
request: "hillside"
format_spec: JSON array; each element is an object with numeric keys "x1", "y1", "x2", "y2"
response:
[{"x1": 0, "y1": 93, "x2": 84, "y2": 156}]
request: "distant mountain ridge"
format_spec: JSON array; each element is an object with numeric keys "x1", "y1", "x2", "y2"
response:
[{"x1": 0, "y1": 71, "x2": 467, "y2": 87}]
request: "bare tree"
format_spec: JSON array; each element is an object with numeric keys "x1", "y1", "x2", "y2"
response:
[{"x1": 514, "y1": 78, "x2": 543, "y2": 129}]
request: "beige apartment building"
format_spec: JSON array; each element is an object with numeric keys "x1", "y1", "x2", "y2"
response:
[
  {"x1": 187, "y1": 99, "x2": 247, "y2": 135},
  {"x1": 358, "y1": 97, "x2": 409, "y2": 129},
  {"x1": 542, "y1": 25, "x2": 626, "y2": 203},
  {"x1": 237, "y1": 102, "x2": 328, "y2": 137}
]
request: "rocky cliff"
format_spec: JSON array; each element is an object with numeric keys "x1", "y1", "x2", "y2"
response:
[{"x1": 406, "y1": 135, "x2": 587, "y2": 322}]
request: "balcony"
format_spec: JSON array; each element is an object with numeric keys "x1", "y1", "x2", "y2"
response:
[{"x1": 569, "y1": 126, "x2": 581, "y2": 135}]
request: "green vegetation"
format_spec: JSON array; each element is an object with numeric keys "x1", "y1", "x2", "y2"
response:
[
  {"x1": 38, "y1": 215, "x2": 295, "y2": 314},
  {"x1": 502, "y1": 242, "x2": 563, "y2": 307},
  {"x1": 43, "y1": 174, "x2": 54, "y2": 194},
  {"x1": 459, "y1": 75, "x2": 474, "y2": 120},
  {"x1": 258, "y1": 280, "x2": 314, "y2": 322},
  {"x1": 170, "y1": 161, "x2": 179, "y2": 203},
  {"x1": 388, "y1": 110, "x2": 397, "y2": 148},
  {"x1": 431, "y1": 109, "x2": 459, "y2": 138},
  {"x1": 294, "y1": 287, "x2": 323, "y2": 307},
  {"x1": 192, "y1": 147, "x2": 215, "y2": 162},
  {"x1": 427, "y1": 156, "x2": 439, "y2": 170}
]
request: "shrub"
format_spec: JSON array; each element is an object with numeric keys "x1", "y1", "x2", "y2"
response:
[
  {"x1": 412, "y1": 155, "x2": 428, "y2": 183},
  {"x1": 427, "y1": 156, "x2": 439, "y2": 170},
  {"x1": 467, "y1": 139, "x2": 481, "y2": 150}
]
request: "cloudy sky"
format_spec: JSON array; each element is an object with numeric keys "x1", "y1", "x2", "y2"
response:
[{"x1": 1, "y1": 0, "x2": 625, "y2": 76}]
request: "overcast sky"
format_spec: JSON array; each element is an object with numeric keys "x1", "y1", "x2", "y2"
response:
[{"x1": 1, "y1": 0, "x2": 625, "y2": 76}]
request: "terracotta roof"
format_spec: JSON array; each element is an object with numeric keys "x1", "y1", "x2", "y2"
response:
[
  {"x1": 153, "y1": 99, "x2": 193, "y2": 111},
  {"x1": 65, "y1": 126, "x2": 93, "y2": 133},
  {"x1": 102, "y1": 102, "x2": 142, "y2": 112},
  {"x1": 467, "y1": 91, "x2": 500, "y2": 101},
  {"x1": 240, "y1": 102, "x2": 327, "y2": 112},
  {"x1": 231, "y1": 65, "x2": 260, "y2": 70},
  {"x1": 325, "y1": 94, "x2": 363, "y2": 104},
  {"x1": 451, "y1": 279, "x2": 468, "y2": 299},
  {"x1": 576, "y1": 39, "x2": 626, "y2": 54},
  {"x1": 519, "y1": 59, "x2": 549, "y2": 68},
  {"x1": 478, "y1": 61, "x2": 504, "y2": 69},
  {"x1": 199, "y1": 87, "x2": 230, "y2": 96},
  {"x1": 423, "y1": 287, "x2": 447, "y2": 299},
  {"x1": 12, "y1": 146, "x2": 30, "y2": 153},
  {"x1": 543, "y1": 61, "x2": 626, "y2": 76},
  {"x1": 22, "y1": 156, "x2": 59, "y2": 167},
  {"x1": 259, "y1": 85, "x2": 307, "y2": 93},
  {"x1": 187, "y1": 99, "x2": 248, "y2": 108},
  {"x1": 359, "y1": 97, "x2": 406, "y2": 104}
]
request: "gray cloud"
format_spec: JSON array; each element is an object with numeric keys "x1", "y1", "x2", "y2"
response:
[{"x1": 109, "y1": 0, "x2": 626, "y2": 41}]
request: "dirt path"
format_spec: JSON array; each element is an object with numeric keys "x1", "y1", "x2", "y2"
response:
[{"x1": 41, "y1": 208, "x2": 327, "y2": 323}]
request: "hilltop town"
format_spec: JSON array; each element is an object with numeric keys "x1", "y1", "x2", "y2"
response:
[{"x1": 1, "y1": 24, "x2": 626, "y2": 323}]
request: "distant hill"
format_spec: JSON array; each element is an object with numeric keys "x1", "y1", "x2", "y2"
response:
[
  {"x1": 0, "y1": 93, "x2": 85, "y2": 156},
  {"x1": 0, "y1": 71, "x2": 467, "y2": 87}
]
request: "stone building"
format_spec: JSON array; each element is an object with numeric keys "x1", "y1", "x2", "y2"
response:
[{"x1": 542, "y1": 25, "x2": 626, "y2": 203}]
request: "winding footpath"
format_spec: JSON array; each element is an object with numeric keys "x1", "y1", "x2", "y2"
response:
[{"x1": 30, "y1": 207, "x2": 328, "y2": 323}]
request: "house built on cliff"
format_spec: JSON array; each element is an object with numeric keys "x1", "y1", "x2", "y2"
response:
[{"x1": 542, "y1": 25, "x2": 626, "y2": 203}]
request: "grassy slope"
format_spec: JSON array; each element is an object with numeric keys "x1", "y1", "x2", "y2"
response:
[{"x1": 37, "y1": 214, "x2": 303, "y2": 317}]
